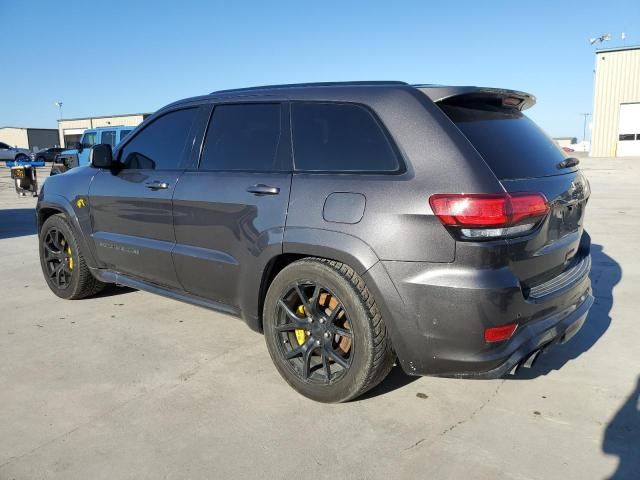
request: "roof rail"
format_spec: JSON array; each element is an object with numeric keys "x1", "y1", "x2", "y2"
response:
[{"x1": 210, "y1": 81, "x2": 409, "y2": 95}]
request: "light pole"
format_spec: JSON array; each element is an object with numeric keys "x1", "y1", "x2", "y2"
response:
[
  {"x1": 55, "y1": 101, "x2": 63, "y2": 119},
  {"x1": 580, "y1": 113, "x2": 591, "y2": 150}
]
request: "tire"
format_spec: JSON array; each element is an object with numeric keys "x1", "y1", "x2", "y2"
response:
[
  {"x1": 15, "y1": 154, "x2": 29, "y2": 162},
  {"x1": 39, "y1": 214, "x2": 105, "y2": 299},
  {"x1": 263, "y1": 258, "x2": 395, "y2": 403}
]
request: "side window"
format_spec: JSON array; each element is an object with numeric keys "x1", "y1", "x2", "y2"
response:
[
  {"x1": 82, "y1": 132, "x2": 97, "y2": 148},
  {"x1": 199, "y1": 103, "x2": 283, "y2": 171},
  {"x1": 101, "y1": 130, "x2": 116, "y2": 147},
  {"x1": 0, "y1": 142, "x2": 11, "y2": 149},
  {"x1": 119, "y1": 130, "x2": 132, "y2": 143},
  {"x1": 119, "y1": 108, "x2": 197, "y2": 170},
  {"x1": 291, "y1": 102, "x2": 399, "y2": 172}
]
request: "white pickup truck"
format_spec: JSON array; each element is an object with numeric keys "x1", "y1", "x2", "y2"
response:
[{"x1": 0, "y1": 141, "x2": 31, "y2": 162}]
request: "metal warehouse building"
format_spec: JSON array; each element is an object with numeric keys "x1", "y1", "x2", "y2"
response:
[
  {"x1": 0, "y1": 127, "x2": 59, "y2": 151},
  {"x1": 591, "y1": 45, "x2": 640, "y2": 157},
  {"x1": 57, "y1": 113, "x2": 149, "y2": 148}
]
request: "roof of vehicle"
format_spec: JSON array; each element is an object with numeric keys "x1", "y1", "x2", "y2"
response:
[{"x1": 163, "y1": 81, "x2": 536, "y2": 112}]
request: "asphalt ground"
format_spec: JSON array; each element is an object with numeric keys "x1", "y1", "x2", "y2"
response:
[{"x1": 0, "y1": 158, "x2": 638, "y2": 479}]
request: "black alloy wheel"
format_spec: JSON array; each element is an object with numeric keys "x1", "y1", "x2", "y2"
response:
[
  {"x1": 263, "y1": 258, "x2": 395, "y2": 403},
  {"x1": 42, "y1": 226, "x2": 74, "y2": 289},
  {"x1": 39, "y1": 214, "x2": 105, "y2": 299},
  {"x1": 275, "y1": 281, "x2": 354, "y2": 384}
]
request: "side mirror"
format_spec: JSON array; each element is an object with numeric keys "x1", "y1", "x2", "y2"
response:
[{"x1": 90, "y1": 144, "x2": 113, "y2": 169}]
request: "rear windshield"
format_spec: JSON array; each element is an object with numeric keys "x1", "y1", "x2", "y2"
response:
[{"x1": 439, "y1": 102, "x2": 571, "y2": 180}]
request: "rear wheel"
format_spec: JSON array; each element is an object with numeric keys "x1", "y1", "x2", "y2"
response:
[
  {"x1": 39, "y1": 214, "x2": 105, "y2": 299},
  {"x1": 15, "y1": 154, "x2": 29, "y2": 162},
  {"x1": 263, "y1": 258, "x2": 395, "y2": 402}
]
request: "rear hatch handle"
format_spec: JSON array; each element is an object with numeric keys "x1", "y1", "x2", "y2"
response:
[{"x1": 557, "y1": 157, "x2": 580, "y2": 169}]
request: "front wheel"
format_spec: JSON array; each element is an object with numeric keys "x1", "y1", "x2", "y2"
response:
[
  {"x1": 263, "y1": 258, "x2": 395, "y2": 402},
  {"x1": 39, "y1": 214, "x2": 105, "y2": 299},
  {"x1": 15, "y1": 154, "x2": 29, "y2": 162}
]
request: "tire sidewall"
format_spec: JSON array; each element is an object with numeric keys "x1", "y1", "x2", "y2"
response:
[
  {"x1": 263, "y1": 260, "x2": 375, "y2": 403},
  {"x1": 39, "y1": 215, "x2": 82, "y2": 299}
]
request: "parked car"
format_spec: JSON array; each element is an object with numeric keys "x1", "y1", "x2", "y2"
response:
[
  {"x1": 0, "y1": 142, "x2": 31, "y2": 162},
  {"x1": 32, "y1": 147, "x2": 66, "y2": 162},
  {"x1": 54, "y1": 126, "x2": 134, "y2": 172},
  {"x1": 36, "y1": 81, "x2": 593, "y2": 403}
]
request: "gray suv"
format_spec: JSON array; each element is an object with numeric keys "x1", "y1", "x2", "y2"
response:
[{"x1": 36, "y1": 81, "x2": 593, "y2": 402}]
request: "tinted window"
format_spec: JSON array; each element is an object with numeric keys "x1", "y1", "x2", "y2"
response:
[
  {"x1": 200, "y1": 104, "x2": 282, "y2": 171},
  {"x1": 292, "y1": 103, "x2": 399, "y2": 172},
  {"x1": 82, "y1": 132, "x2": 97, "y2": 147},
  {"x1": 440, "y1": 103, "x2": 570, "y2": 179},
  {"x1": 101, "y1": 130, "x2": 116, "y2": 147},
  {"x1": 619, "y1": 134, "x2": 635, "y2": 141},
  {"x1": 0, "y1": 142, "x2": 11, "y2": 149},
  {"x1": 119, "y1": 108, "x2": 196, "y2": 170},
  {"x1": 119, "y1": 130, "x2": 132, "y2": 142}
]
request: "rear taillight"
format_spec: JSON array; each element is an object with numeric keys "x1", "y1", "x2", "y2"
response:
[{"x1": 429, "y1": 192, "x2": 549, "y2": 240}]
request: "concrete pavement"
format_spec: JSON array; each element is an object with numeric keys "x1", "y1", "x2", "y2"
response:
[{"x1": 0, "y1": 159, "x2": 638, "y2": 479}]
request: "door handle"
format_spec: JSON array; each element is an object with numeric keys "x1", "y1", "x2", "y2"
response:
[
  {"x1": 246, "y1": 184, "x2": 280, "y2": 195},
  {"x1": 145, "y1": 181, "x2": 169, "y2": 190}
]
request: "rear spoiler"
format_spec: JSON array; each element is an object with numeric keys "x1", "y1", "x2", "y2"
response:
[{"x1": 414, "y1": 85, "x2": 536, "y2": 111}]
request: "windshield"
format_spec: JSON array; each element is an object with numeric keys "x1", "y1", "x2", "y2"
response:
[{"x1": 81, "y1": 132, "x2": 97, "y2": 147}]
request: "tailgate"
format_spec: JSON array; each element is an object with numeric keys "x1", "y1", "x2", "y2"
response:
[
  {"x1": 501, "y1": 172, "x2": 590, "y2": 289},
  {"x1": 431, "y1": 88, "x2": 591, "y2": 292}
]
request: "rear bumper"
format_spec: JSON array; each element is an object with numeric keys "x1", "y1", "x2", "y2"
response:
[
  {"x1": 362, "y1": 252, "x2": 593, "y2": 378},
  {"x1": 439, "y1": 292, "x2": 593, "y2": 379}
]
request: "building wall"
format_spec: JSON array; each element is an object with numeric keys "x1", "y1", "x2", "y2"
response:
[
  {"x1": 0, "y1": 128, "x2": 29, "y2": 148},
  {"x1": 591, "y1": 48, "x2": 640, "y2": 157},
  {"x1": 58, "y1": 114, "x2": 148, "y2": 147},
  {"x1": 26, "y1": 129, "x2": 60, "y2": 150}
]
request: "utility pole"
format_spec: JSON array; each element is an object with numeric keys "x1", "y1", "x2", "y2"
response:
[{"x1": 580, "y1": 113, "x2": 591, "y2": 148}]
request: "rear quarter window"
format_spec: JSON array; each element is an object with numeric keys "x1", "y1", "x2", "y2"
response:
[
  {"x1": 439, "y1": 103, "x2": 571, "y2": 180},
  {"x1": 291, "y1": 102, "x2": 400, "y2": 172}
]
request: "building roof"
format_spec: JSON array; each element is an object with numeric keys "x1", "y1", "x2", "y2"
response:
[
  {"x1": 58, "y1": 113, "x2": 151, "y2": 122},
  {"x1": 595, "y1": 44, "x2": 640, "y2": 54},
  {"x1": 0, "y1": 126, "x2": 58, "y2": 131}
]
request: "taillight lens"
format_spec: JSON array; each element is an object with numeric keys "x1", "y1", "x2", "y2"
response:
[
  {"x1": 484, "y1": 323, "x2": 518, "y2": 343},
  {"x1": 429, "y1": 193, "x2": 549, "y2": 240}
]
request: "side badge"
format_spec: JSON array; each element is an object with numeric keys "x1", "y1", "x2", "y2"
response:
[{"x1": 76, "y1": 198, "x2": 86, "y2": 209}]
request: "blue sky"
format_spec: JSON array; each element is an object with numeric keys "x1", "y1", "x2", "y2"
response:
[{"x1": 1, "y1": 0, "x2": 638, "y2": 139}]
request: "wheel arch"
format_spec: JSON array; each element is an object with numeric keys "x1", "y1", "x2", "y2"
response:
[
  {"x1": 243, "y1": 228, "x2": 381, "y2": 333},
  {"x1": 37, "y1": 205, "x2": 65, "y2": 230},
  {"x1": 37, "y1": 197, "x2": 99, "y2": 269}
]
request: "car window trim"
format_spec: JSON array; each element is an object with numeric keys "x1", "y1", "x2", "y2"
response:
[{"x1": 289, "y1": 100, "x2": 406, "y2": 175}]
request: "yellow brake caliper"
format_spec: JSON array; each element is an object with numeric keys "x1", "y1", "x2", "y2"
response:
[
  {"x1": 294, "y1": 305, "x2": 306, "y2": 345},
  {"x1": 67, "y1": 247, "x2": 73, "y2": 270}
]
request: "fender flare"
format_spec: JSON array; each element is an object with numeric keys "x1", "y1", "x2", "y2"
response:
[{"x1": 283, "y1": 227, "x2": 379, "y2": 274}]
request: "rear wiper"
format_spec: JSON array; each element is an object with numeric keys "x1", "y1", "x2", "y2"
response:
[{"x1": 557, "y1": 157, "x2": 580, "y2": 169}]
